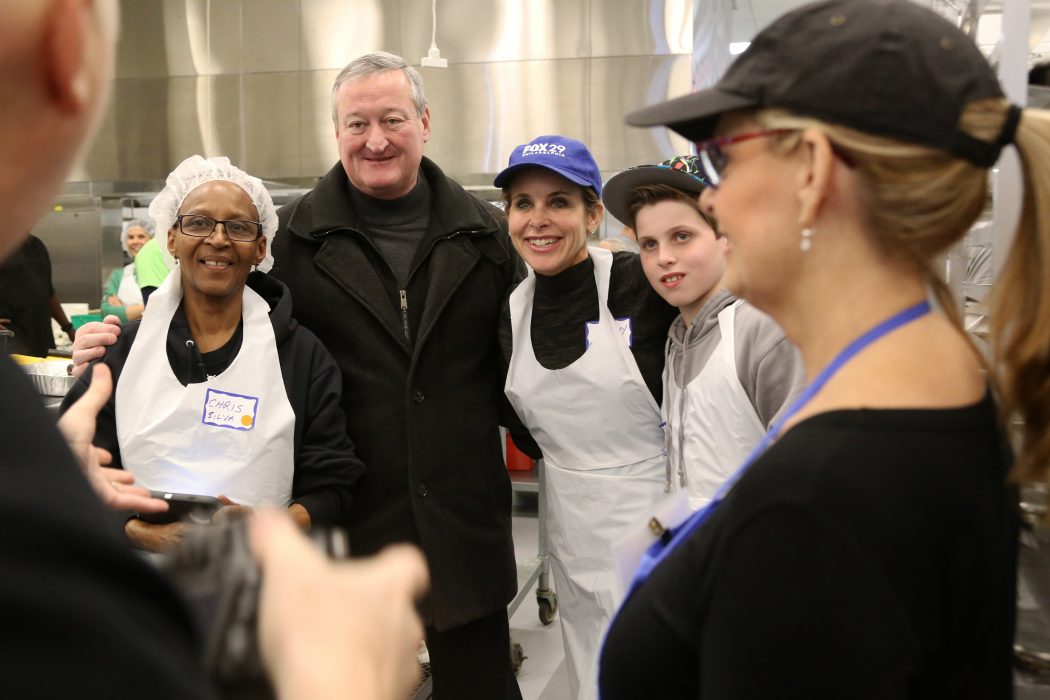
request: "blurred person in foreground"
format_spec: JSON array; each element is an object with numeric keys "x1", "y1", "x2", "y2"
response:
[
  {"x1": 598, "y1": 1, "x2": 1033, "y2": 697},
  {"x1": 0, "y1": 2, "x2": 426, "y2": 698}
]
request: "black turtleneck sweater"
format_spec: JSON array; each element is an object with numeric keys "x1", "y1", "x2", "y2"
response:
[
  {"x1": 349, "y1": 176, "x2": 432, "y2": 287},
  {"x1": 499, "y1": 252, "x2": 678, "y2": 458}
]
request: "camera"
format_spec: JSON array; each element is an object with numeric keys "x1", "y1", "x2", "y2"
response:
[{"x1": 160, "y1": 518, "x2": 349, "y2": 699}]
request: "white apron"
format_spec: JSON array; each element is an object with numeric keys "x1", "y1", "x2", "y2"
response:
[
  {"x1": 505, "y1": 247, "x2": 668, "y2": 700},
  {"x1": 115, "y1": 272, "x2": 295, "y2": 507},
  {"x1": 664, "y1": 300, "x2": 766, "y2": 510},
  {"x1": 116, "y1": 262, "x2": 143, "y2": 307}
]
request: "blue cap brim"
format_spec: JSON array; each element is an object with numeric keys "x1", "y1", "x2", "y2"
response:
[{"x1": 493, "y1": 162, "x2": 602, "y2": 196}]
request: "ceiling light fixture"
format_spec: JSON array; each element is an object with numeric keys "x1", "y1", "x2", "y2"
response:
[{"x1": 421, "y1": 0, "x2": 448, "y2": 68}]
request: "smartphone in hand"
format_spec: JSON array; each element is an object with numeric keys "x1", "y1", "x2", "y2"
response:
[{"x1": 141, "y1": 491, "x2": 223, "y2": 525}]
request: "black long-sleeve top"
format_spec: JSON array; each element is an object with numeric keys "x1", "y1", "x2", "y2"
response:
[
  {"x1": 1, "y1": 357, "x2": 209, "y2": 698},
  {"x1": 62, "y1": 272, "x2": 364, "y2": 525},
  {"x1": 600, "y1": 393, "x2": 1018, "y2": 699},
  {"x1": 499, "y1": 251, "x2": 678, "y2": 458}
]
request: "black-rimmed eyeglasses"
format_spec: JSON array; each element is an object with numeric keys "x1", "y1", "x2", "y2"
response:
[{"x1": 176, "y1": 215, "x2": 262, "y2": 242}]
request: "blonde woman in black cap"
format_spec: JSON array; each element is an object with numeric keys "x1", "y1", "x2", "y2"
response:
[
  {"x1": 598, "y1": 0, "x2": 1040, "y2": 697},
  {"x1": 496, "y1": 135, "x2": 677, "y2": 700}
]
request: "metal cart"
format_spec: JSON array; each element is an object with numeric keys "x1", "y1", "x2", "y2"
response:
[
  {"x1": 508, "y1": 458, "x2": 558, "y2": 626},
  {"x1": 1015, "y1": 484, "x2": 1050, "y2": 698}
]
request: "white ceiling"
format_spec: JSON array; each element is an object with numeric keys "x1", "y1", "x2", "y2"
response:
[{"x1": 728, "y1": 0, "x2": 1050, "y2": 63}]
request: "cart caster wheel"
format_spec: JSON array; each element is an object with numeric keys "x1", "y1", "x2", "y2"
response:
[
  {"x1": 537, "y1": 591, "x2": 558, "y2": 625},
  {"x1": 510, "y1": 641, "x2": 527, "y2": 676}
]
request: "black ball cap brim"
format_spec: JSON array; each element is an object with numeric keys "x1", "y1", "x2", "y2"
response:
[
  {"x1": 602, "y1": 166, "x2": 708, "y2": 227},
  {"x1": 625, "y1": 88, "x2": 759, "y2": 143}
]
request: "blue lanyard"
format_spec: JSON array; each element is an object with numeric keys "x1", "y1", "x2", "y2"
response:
[{"x1": 625, "y1": 299, "x2": 932, "y2": 593}]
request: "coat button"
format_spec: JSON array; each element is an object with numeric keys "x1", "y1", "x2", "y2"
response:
[
  {"x1": 417, "y1": 483, "x2": 429, "y2": 497},
  {"x1": 412, "y1": 389, "x2": 425, "y2": 404}
]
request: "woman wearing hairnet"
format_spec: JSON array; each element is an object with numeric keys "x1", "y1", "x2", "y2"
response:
[
  {"x1": 62, "y1": 156, "x2": 365, "y2": 552},
  {"x1": 100, "y1": 218, "x2": 153, "y2": 323}
]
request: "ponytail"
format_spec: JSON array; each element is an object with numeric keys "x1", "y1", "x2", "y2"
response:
[{"x1": 989, "y1": 107, "x2": 1050, "y2": 484}]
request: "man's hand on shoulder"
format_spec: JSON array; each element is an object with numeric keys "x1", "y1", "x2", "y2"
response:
[{"x1": 71, "y1": 314, "x2": 122, "y2": 377}]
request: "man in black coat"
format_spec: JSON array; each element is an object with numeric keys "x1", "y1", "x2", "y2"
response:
[{"x1": 272, "y1": 50, "x2": 524, "y2": 699}]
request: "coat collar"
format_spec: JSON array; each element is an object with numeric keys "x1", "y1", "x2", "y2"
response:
[
  {"x1": 286, "y1": 157, "x2": 498, "y2": 240},
  {"x1": 291, "y1": 157, "x2": 505, "y2": 355}
]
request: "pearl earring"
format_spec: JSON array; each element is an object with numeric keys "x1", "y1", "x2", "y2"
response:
[{"x1": 800, "y1": 227, "x2": 813, "y2": 252}]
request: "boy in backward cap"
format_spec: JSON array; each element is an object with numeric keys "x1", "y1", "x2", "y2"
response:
[{"x1": 602, "y1": 156, "x2": 806, "y2": 509}]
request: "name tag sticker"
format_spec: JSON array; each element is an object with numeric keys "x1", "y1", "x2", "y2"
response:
[
  {"x1": 615, "y1": 317, "x2": 634, "y2": 348},
  {"x1": 202, "y1": 388, "x2": 259, "y2": 431},
  {"x1": 584, "y1": 317, "x2": 634, "y2": 350}
]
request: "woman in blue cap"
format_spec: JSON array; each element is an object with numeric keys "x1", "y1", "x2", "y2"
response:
[
  {"x1": 495, "y1": 135, "x2": 677, "y2": 700},
  {"x1": 598, "y1": 0, "x2": 1046, "y2": 697}
]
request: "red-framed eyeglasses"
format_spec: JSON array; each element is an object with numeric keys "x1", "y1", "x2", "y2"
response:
[{"x1": 694, "y1": 129, "x2": 795, "y2": 189}]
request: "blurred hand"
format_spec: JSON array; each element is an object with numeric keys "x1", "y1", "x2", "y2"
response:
[
  {"x1": 125, "y1": 518, "x2": 187, "y2": 553},
  {"x1": 71, "y1": 314, "x2": 122, "y2": 377},
  {"x1": 106, "y1": 295, "x2": 123, "y2": 307},
  {"x1": 56, "y1": 363, "x2": 169, "y2": 515},
  {"x1": 214, "y1": 495, "x2": 253, "y2": 522},
  {"x1": 251, "y1": 509, "x2": 429, "y2": 700}
]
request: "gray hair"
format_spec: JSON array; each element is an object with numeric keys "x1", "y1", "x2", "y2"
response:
[
  {"x1": 123, "y1": 217, "x2": 156, "y2": 236},
  {"x1": 330, "y1": 51, "x2": 427, "y2": 126},
  {"x1": 120, "y1": 217, "x2": 156, "y2": 252}
]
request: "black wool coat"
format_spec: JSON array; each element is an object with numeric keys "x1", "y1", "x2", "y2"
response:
[{"x1": 273, "y1": 158, "x2": 524, "y2": 630}]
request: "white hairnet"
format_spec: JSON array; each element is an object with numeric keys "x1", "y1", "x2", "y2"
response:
[
  {"x1": 148, "y1": 155, "x2": 278, "y2": 273},
  {"x1": 119, "y1": 217, "x2": 156, "y2": 253}
]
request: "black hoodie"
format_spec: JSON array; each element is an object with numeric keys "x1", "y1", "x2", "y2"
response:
[{"x1": 62, "y1": 272, "x2": 363, "y2": 525}]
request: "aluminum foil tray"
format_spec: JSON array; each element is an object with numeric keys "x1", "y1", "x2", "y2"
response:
[{"x1": 20, "y1": 361, "x2": 77, "y2": 397}]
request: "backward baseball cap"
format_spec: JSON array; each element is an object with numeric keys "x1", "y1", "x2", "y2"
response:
[
  {"x1": 602, "y1": 156, "x2": 709, "y2": 227},
  {"x1": 626, "y1": 0, "x2": 1010, "y2": 168}
]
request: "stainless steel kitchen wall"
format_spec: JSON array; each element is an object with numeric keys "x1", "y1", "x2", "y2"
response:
[{"x1": 75, "y1": 0, "x2": 696, "y2": 184}]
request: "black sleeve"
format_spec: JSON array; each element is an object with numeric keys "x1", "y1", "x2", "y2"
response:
[
  {"x1": 61, "y1": 370, "x2": 122, "y2": 472},
  {"x1": 35, "y1": 236, "x2": 55, "y2": 297},
  {"x1": 497, "y1": 288, "x2": 543, "y2": 460},
  {"x1": 700, "y1": 506, "x2": 918, "y2": 698},
  {"x1": 59, "y1": 328, "x2": 135, "y2": 468},
  {"x1": 288, "y1": 333, "x2": 365, "y2": 526},
  {"x1": 0, "y1": 359, "x2": 208, "y2": 698},
  {"x1": 142, "y1": 286, "x2": 157, "y2": 303},
  {"x1": 607, "y1": 252, "x2": 676, "y2": 404}
]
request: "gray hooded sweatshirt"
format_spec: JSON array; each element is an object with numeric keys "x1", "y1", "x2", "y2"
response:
[{"x1": 664, "y1": 289, "x2": 805, "y2": 491}]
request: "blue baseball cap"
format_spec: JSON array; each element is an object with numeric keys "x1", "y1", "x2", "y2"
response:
[{"x1": 493, "y1": 135, "x2": 603, "y2": 196}]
